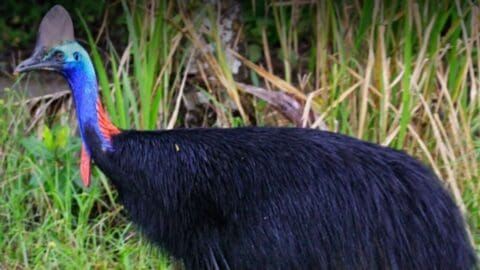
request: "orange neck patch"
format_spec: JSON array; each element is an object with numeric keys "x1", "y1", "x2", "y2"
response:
[{"x1": 96, "y1": 100, "x2": 120, "y2": 141}]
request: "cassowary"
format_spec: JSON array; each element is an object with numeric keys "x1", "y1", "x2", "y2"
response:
[{"x1": 15, "y1": 5, "x2": 476, "y2": 270}]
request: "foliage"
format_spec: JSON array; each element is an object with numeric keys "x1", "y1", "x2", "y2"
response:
[
  {"x1": 0, "y1": 0, "x2": 109, "y2": 52},
  {"x1": 0, "y1": 90, "x2": 168, "y2": 269}
]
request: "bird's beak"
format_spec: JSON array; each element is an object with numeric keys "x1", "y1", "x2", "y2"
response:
[{"x1": 14, "y1": 50, "x2": 61, "y2": 75}]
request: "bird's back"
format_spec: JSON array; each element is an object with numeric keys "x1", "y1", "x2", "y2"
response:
[{"x1": 85, "y1": 127, "x2": 476, "y2": 269}]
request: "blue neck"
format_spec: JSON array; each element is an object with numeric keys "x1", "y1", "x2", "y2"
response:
[{"x1": 64, "y1": 60, "x2": 110, "y2": 154}]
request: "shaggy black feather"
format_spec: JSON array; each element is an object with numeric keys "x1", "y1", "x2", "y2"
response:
[{"x1": 84, "y1": 126, "x2": 476, "y2": 270}]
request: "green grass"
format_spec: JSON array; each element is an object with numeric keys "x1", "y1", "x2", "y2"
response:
[
  {"x1": 0, "y1": 90, "x2": 168, "y2": 269},
  {"x1": 80, "y1": 0, "x2": 186, "y2": 130},
  {"x1": 1, "y1": 0, "x2": 480, "y2": 268}
]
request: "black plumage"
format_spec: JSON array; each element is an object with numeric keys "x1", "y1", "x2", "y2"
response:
[{"x1": 85, "y1": 126, "x2": 476, "y2": 269}]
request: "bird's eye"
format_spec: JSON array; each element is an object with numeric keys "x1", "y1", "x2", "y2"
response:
[
  {"x1": 54, "y1": 51, "x2": 64, "y2": 62},
  {"x1": 73, "y1": 52, "x2": 81, "y2": 61}
]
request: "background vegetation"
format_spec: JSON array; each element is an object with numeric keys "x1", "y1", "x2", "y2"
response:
[{"x1": 1, "y1": 0, "x2": 479, "y2": 268}]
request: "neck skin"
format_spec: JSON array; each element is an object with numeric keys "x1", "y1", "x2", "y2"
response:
[{"x1": 63, "y1": 58, "x2": 118, "y2": 154}]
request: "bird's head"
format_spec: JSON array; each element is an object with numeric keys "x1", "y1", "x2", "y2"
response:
[
  {"x1": 15, "y1": 5, "x2": 106, "y2": 189},
  {"x1": 15, "y1": 5, "x2": 92, "y2": 79}
]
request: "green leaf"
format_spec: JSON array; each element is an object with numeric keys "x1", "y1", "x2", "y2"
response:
[
  {"x1": 55, "y1": 126, "x2": 70, "y2": 149},
  {"x1": 20, "y1": 137, "x2": 53, "y2": 159},
  {"x1": 43, "y1": 126, "x2": 54, "y2": 152}
]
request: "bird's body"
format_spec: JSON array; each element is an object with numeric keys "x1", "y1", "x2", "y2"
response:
[
  {"x1": 16, "y1": 5, "x2": 477, "y2": 270},
  {"x1": 86, "y1": 126, "x2": 474, "y2": 269}
]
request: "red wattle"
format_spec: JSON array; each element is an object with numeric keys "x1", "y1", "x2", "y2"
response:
[{"x1": 80, "y1": 143, "x2": 91, "y2": 187}]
